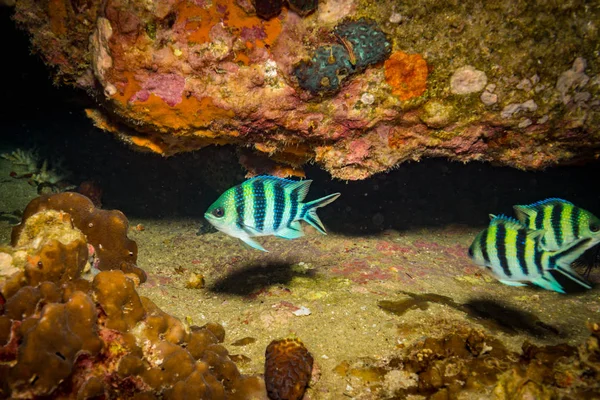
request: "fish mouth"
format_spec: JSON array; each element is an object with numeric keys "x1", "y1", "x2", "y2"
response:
[
  {"x1": 204, "y1": 213, "x2": 220, "y2": 228},
  {"x1": 204, "y1": 213, "x2": 215, "y2": 222}
]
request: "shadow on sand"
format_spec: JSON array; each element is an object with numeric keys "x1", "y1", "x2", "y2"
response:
[{"x1": 208, "y1": 261, "x2": 316, "y2": 297}]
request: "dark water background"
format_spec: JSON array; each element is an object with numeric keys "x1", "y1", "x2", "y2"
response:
[{"x1": 2, "y1": 7, "x2": 599, "y2": 236}]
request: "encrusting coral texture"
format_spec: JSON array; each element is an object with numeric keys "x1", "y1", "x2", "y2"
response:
[
  {"x1": 11, "y1": 0, "x2": 600, "y2": 179},
  {"x1": 264, "y1": 337, "x2": 314, "y2": 400},
  {"x1": 11, "y1": 192, "x2": 145, "y2": 283},
  {"x1": 334, "y1": 324, "x2": 600, "y2": 399},
  {"x1": 0, "y1": 194, "x2": 267, "y2": 399}
]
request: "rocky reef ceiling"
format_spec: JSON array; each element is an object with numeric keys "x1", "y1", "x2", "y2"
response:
[{"x1": 10, "y1": 0, "x2": 600, "y2": 179}]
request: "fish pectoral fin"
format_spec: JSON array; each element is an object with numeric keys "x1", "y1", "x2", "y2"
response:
[
  {"x1": 240, "y1": 224, "x2": 261, "y2": 236},
  {"x1": 276, "y1": 222, "x2": 305, "y2": 240},
  {"x1": 498, "y1": 279, "x2": 528, "y2": 287},
  {"x1": 240, "y1": 236, "x2": 268, "y2": 252}
]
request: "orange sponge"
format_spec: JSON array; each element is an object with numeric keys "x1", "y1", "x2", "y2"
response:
[{"x1": 384, "y1": 51, "x2": 428, "y2": 101}]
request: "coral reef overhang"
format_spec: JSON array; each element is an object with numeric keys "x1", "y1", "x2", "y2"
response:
[{"x1": 11, "y1": 0, "x2": 600, "y2": 180}]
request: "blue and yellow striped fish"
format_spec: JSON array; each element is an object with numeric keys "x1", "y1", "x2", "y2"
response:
[
  {"x1": 468, "y1": 215, "x2": 593, "y2": 293},
  {"x1": 204, "y1": 176, "x2": 341, "y2": 252},
  {"x1": 513, "y1": 198, "x2": 600, "y2": 251}
]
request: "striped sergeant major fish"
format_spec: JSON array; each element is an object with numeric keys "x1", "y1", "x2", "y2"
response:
[
  {"x1": 468, "y1": 215, "x2": 593, "y2": 293},
  {"x1": 204, "y1": 175, "x2": 341, "y2": 252},
  {"x1": 512, "y1": 198, "x2": 600, "y2": 251}
]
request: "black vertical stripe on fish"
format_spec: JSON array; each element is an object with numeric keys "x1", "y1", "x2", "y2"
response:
[
  {"x1": 572, "y1": 206, "x2": 580, "y2": 239},
  {"x1": 273, "y1": 182, "x2": 285, "y2": 231},
  {"x1": 287, "y1": 186, "x2": 300, "y2": 228},
  {"x1": 535, "y1": 209, "x2": 544, "y2": 232},
  {"x1": 516, "y1": 229, "x2": 528, "y2": 275},
  {"x1": 534, "y1": 246, "x2": 544, "y2": 275},
  {"x1": 252, "y1": 179, "x2": 266, "y2": 232},
  {"x1": 495, "y1": 224, "x2": 512, "y2": 277},
  {"x1": 479, "y1": 230, "x2": 489, "y2": 263},
  {"x1": 522, "y1": 213, "x2": 531, "y2": 227},
  {"x1": 300, "y1": 204, "x2": 308, "y2": 219},
  {"x1": 235, "y1": 185, "x2": 245, "y2": 229},
  {"x1": 551, "y1": 202, "x2": 563, "y2": 248}
]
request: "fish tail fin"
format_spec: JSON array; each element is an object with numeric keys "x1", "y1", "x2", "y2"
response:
[
  {"x1": 550, "y1": 265, "x2": 592, "y2": 290},
  {"x1": 300, "y1": 193, "x2": 341, "y2": 234},
  {"x1": 552, "y1": 238, "x2": 594, "y2": 267},
  {"x1": 531, "y1": 274, "x2": 566, "y2": 293},
  {"x1": 543, "y1": 238, "x2": 594, "y2": 291}
]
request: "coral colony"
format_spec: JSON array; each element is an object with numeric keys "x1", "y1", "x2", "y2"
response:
[
  {"x1": 293, "y1": 18, "x2": 391, "y2": 94},
  {"x1": 0, "y1": 194, "x2": 266, "y2": 399}
]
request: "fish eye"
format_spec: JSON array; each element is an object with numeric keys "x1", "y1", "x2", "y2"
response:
[
  {"x1": 590, "y1": 222, "x2": 600, "y2": 232},
  {"x1": 467, "y1": 246, "x2": 474, "y2": 257},
  {"x1": 212, "y1": 207, "x2": 224, "y2": 218}
]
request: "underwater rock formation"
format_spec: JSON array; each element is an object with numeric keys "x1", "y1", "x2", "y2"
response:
[
  {"x1": 11, "y1": 0, "x2": 600, "y2": 179},
  {"x1": 0, "y1": 195, "x2": 265, "y2": 399}
]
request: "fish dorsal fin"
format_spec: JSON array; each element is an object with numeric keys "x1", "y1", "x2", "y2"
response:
[
  {"x1": 488, "y1": 213, "x2": 496, "y2": 221},
  {"x1": 489, "y1": 214, "x2": 525, "y2": 230},
  {"x1": 246, "y1": 175, "x2": 297, "y2": 185},
  {"x1": 245, "y1": 175, "x2": 313, "y2": 202},
  {"x1": 514, "y1": 198, "x2": 575, "y2": 226},
  {"x1": 512, "y1": 205, "x2": 535, "y2": 224},
  {"x1": 526, "y1": 198, "x2": 573, "y2": 209},
  {"x1": 288, "y1": 179, "x2": 312, "y2": 202}
]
